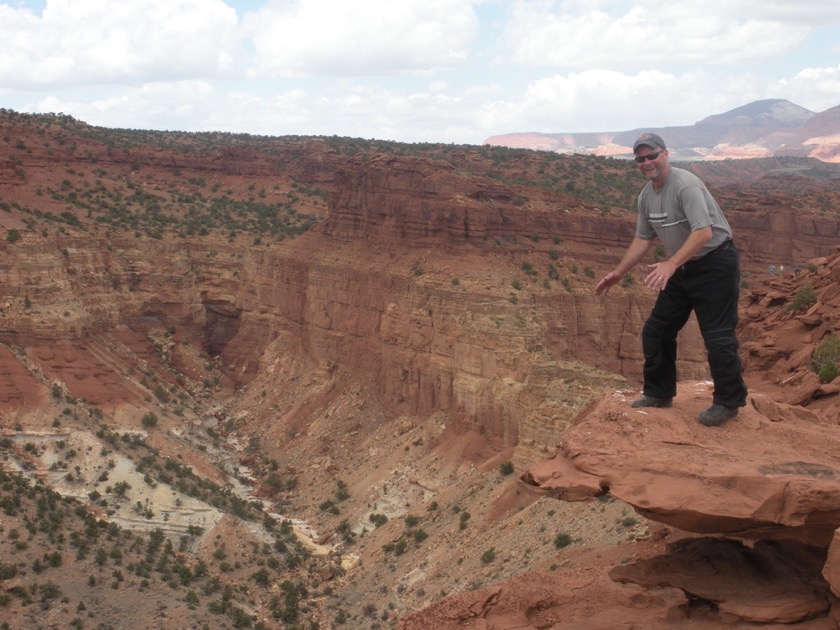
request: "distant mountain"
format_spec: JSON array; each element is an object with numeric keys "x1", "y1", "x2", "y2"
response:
[{"x1": 484, "y1": 99, "x2": 840, "y2": 163}]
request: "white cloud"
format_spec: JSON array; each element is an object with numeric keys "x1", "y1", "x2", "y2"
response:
[
  {"x1": 472, "y1": 65, "x2": 835, "y2": 137},
  {"x1": 776, "y1": 65, "x2": 840, "y2": 111},
  {"x1": 713, "y1": 0, "x2": 840, "y2": 24},
  {"x1": 475, "y1": 69, "x2": 680, "y2": 134},
  {"x1": 501, "y1": 0, "x2": 816, "y2": 69},
  {"x1": 241, "y1": 0, "x2": 480, "y2": 77},
  {"x1": 35, "y1": 80, "x2": 220, "y2": 130},
  {"x1": 21, "y1": 60, "x2": 840, "y2": 145},
  {"x1": 0, "y1": 0, "x2": 239, "y2": 88}
]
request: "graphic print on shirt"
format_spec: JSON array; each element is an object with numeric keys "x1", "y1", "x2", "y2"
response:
[{"x1": 648, "y1": 211, "x2": 687, "y2": 230}]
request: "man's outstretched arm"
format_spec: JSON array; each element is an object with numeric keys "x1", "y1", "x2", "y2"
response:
[{"x1": 594, "y1": 237, "x2": 653, "y2": 296}]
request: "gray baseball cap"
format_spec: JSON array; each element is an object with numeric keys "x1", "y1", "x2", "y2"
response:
[{"x1": 633, "y1": 132, "x2": 667, "y2": 152}]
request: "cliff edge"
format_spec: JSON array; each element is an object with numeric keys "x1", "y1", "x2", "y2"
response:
[
  {"x1": 400, "y1": 249, "x2": 840, "y2": 629},
  {"x1": 400, "y1": 383, "x2": 840, "y2": 628}
]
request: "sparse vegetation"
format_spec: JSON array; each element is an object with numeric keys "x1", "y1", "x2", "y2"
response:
[
  {"x1": 0, "y1": 464, "x2": 312, "y2": 627},
  {"x1": 554, "y1": 532, "x2": 573, "y2": 549},
  {"x1": 788, "y1": 285, "x2": 817, "y2": 312},
  {"x1": 653, "y1": 244, "x2": 666, "y2": 262},
  {"x1": 811, "y1": 335, "x2": 840, "y2": 383},
  {"x1": 140, "y1": 412, "x2": 158, "y2": 428},
  {"x1": 369, "y1": 513, "x2": 388, "y2": 527}
]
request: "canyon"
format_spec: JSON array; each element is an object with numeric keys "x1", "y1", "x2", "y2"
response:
[{"x1": 1, "y1": 110, "x2": 840, "y2": 628}]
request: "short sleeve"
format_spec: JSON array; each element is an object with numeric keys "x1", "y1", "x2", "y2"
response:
[
  {"x1": 680, "y1": 185, "x2": 714, "y2": 231},
  {"x1": 635, "y1": 195, "x2": 656, "y2": 240}
]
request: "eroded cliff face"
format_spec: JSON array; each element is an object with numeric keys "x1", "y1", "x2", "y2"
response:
[
  {"x1": 2, "y1": 114, "x2": 839, "y2": 455},
  {"x1": 0, "y1": 115, "x2": 625, "y2": 462},
  {"x1": 1, "y1": 228, "x2": 639, "y2": 461}
]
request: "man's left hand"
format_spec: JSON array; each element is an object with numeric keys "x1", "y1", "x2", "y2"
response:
[{"x1": 645, "y1": 262, "x2": 675, "y2": 291}]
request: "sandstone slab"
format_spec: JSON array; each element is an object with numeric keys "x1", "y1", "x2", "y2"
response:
[
  {"x1": 523, "y1": 383, "x2": 840, "y2": 547},
  {"x1": 611, "y1": 538, "x2": 832, "y2": 624}
]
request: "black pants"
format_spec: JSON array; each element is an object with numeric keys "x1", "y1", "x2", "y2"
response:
[{"x1": 641, "y1": 241, "x2": 748, "y2": 407}]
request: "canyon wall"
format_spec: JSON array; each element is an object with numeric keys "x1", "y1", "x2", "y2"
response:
[
  {"x1": 0, "y1": 159, "x2": 702, "y2": 466},
  {"x1": 3, "y1": 114, "x2": 840, "y2": 464}
]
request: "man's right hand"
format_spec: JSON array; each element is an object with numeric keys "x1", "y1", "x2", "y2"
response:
[{"x1": 594, "y1": 272, "x2": 620, "y2": 296}]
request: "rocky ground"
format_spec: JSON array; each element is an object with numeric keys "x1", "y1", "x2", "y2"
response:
[{"x1": 1, "y1": 368, "x2": 650, "y2": 629}]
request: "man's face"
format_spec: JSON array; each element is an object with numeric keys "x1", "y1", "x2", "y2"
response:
[{"x1": 634, "y1": 146, "x2": 668, "y2": 182}]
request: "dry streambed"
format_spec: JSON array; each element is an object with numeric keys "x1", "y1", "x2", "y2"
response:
[{"x1": 4, "y1": 426, "x2": 331, "y2": 554}]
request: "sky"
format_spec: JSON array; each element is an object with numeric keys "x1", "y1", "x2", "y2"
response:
[{"x1": 1, "y1": 0, "x2": 839, "y2": 145}]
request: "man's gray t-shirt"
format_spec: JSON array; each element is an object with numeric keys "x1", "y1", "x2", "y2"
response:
[{"x1": 635, "y1": 167, "x2": 733, "y2": 259}]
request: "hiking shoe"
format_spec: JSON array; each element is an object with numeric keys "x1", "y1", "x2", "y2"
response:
[
  {"x1": 698, "y1": 404, "x2": 739, "y2": 427},
  {"x1": 630, "y1": 396, "x2": 673, "y2": 409}
]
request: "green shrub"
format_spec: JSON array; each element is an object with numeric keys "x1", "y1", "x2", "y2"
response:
[
  {"x1": 499, "y1": 461, "x2": 514, "y2": 475},
  {"x1": 812, "y1": 335, "x2": 840, "y2": 383},
  {"x1": 141, "y1": 412, "x2": 158, "y2": 428},
  {"x1": 335, "y1": 479, "x2": 350, "y2": 501},
  {"x1": 522, "y1": 261, "x2": 537, "y2": 276},
  {"x1": 653, "y1": 244, "x2": 666, "y2": 262},
  {"x1": 819, "y1": 363, "x2": 839, "y2": 383},
  {"x1": 382, "y1": 538, "x2": 407, "y2": 555},
  {"x1": 369, "y1": 513, "x2": 388, "y2": 528},
  {"x1": 554, "y1": 532, "x2": 572, "y2": 549},
  {"x1": 458, "y1": 511, "x2": 470, "y2": 530},
  {"x1": 788, "y1": 286, "x2": 817, "y2": 312},
  {"x1": 0, "y1": 563, "x2": 17, "y2": 580}
]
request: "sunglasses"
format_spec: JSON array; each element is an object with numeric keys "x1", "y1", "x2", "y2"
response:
[{"x1": 634, "y1": 151, "x2": 663, "y2": 163}]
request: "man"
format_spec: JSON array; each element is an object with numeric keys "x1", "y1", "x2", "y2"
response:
[{"x1": 594, "y1": 132, "x2": 747, "y2": 426}]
